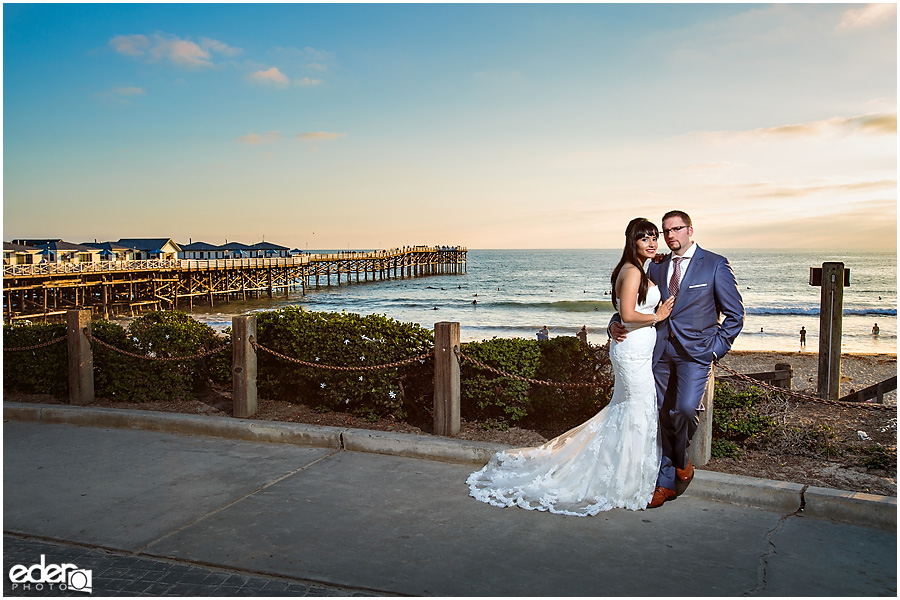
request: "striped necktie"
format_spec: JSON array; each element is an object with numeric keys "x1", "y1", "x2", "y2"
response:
[{"x1": 669, "y1": 256, "x2": 684, "y2": 297}]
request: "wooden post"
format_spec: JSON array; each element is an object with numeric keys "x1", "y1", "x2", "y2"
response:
[
  {"x1": 434, "y1": 322, "x2": 460, "y2": 436},
  {"x1": 812, "y1": 262, "x2": 848, "y2": 400},
  {"x1": 232, "y1": 315, "x2": 258, "y2": 418},
  {"x1": 688, "y1": 364, "x2": 715, "y2": 467},
  {"x1": 67, "y1": 309, "x2": 94, "y2": 406}
]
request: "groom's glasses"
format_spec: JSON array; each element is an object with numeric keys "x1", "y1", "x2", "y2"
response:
[{"x1": 663, "y1": 225, "x2": 689, "y2": 236}]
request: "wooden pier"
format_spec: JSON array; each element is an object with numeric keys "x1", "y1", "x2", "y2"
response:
[{"x1": 2, "y1": 246, "x2": 466, "y2": 322}]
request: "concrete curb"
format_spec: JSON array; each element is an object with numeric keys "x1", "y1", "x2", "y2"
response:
[{"x1": 5, "y1": 402, "x2": 895, "y2": 530}]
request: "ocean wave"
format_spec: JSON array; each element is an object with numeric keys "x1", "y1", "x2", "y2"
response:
[
  {"x1": 492, "y1": 300, "x2": 616, "y2": 312},
  {"x1": 746, "y1": 307, "x2": 896, "y2": 317}
]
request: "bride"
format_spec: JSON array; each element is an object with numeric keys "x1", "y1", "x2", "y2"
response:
[{"x1": 467, "y1": 218, "x2": 674, "y2": 515}]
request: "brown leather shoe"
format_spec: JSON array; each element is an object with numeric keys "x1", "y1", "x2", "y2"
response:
[
  {"x1": 647, "y1": 486, "x2": 677, "y2": 508},
  {"x1": 676, "y1": 459, "x2": 694, "y2": 482}
]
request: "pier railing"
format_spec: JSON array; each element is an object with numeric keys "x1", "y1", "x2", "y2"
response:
[{"x1": 3, "y1": 246, "x2": 468, "y2": 276}]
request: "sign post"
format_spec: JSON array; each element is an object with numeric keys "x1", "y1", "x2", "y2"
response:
[{"x1": 809, "y1": 262, "x2": 850, "y2": 400}]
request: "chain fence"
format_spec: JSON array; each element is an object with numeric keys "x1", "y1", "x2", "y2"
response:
[
  {"x1": 3, "y1": 327, "x2": 893, "y2": 413},
  {"x1": 457, "y1": 346, "x2": 893, "y2": 412},
  {"x1": 2, "y1": 336, "x2": 68, "y2": 352},
  {"x1": 81, "y1": 328, "x2": 231, "y2": 362},
  {"x1": 251, "y1": 338, "x2": 431, "y2": 372},
  {"x1": 714, "y1": 361, "x2": 894, "y2": 411},
  {"x1": 455, "y1": 347, "x2": 604, "y2": 389}
]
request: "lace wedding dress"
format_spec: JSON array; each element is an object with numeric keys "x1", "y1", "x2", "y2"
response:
[{"x1": 467, "y1": 285, "x2": 662, "y2": 515}]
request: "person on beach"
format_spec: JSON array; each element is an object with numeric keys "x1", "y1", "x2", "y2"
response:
[
  {"x1": 537, "y1": 325, "x2": 550, "y2": 341},
  {"x1": 799, "y1": 326, "x2": 807, "y2": 349},
  {"x1": 873, "y1": 323, "x2": 880, "y2": 336},
  {"x1": 577, "y1": 325, "x2": 588, "y2": 346},
  {"x1": 609, "y1": 210, "x2": 744, "y2": 508},
  {"x1": 467, "y1": 218, "x2": 674, "y2": 515}
]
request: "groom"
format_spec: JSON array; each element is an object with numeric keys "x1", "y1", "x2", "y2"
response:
[{"x1": 610, "y1": 210, "x2": 744, "y2": 508}]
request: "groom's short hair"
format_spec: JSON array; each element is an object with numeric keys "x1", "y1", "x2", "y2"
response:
[{"x1": 662, "y1": 210, "x2": 692, "y2": 226}]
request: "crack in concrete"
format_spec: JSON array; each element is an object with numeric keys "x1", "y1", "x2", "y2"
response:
[
  {"x1": 746, "y1": 484, "x2": 809, "y2": 596},
  {"x1": 135, "y1": 448, "x2": 342, "y2": 555}
]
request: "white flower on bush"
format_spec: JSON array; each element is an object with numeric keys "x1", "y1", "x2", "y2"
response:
[
  {"x1": 359, "y1": 356, "x2": 365, "y2": 361},
  {"x1": 345, "y1": 399, "x2": 350, "y2": 404},
  {"x1": 320, "y1": 382, "x2": 326, "y2": 388},
  {"x1": 315, "y1": 357, "x2": 320, "y2": 362},
  {"x1": 344, "y1": 339, "x2": 350, "y2": 345},
  {"x1": 389, "y1": 391, "x2": 396, "y2": 399},
  {"x1": 358, "y1": 376, "x2": 363, "y2": 381}
]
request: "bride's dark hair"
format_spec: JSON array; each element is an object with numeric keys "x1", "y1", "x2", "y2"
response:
[{"x1": 610, "y1": 217, "x2": 658, "y2": 311}]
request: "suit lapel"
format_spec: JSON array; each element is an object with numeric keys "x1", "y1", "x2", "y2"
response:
[
  {"x1": 656, "y1": 255, "x2": 672, "y2": 301},
  {"x1": 678, "y1": 245, "x2": 704, "y2": 292}
]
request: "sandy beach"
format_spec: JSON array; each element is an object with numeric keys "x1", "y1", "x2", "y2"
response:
[{"x1": 718, "y1": 350, "x2": 897, "y2": 405}]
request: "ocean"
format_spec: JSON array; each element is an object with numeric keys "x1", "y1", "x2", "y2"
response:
[{"x1": 178, "y1": 249, "x2": 896, "y2": 355}]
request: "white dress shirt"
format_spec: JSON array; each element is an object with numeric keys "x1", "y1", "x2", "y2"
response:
[{"x1": 667, "y1": 242, "x2": 697, "y2": 291}]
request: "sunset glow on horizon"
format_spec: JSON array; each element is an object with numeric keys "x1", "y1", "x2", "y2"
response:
[{"x1": 3, "y1": 3, "x2": 896, "y2": 251}]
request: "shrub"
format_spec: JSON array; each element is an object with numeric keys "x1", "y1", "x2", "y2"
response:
[
  {"x1": 255, "y1": 307, "x2": 434, "y2": 422},
  {"x1": 711, "y1": 438, "x2": 742, "y2": 460},
  {"x1": 3, "y1": 321, "x2": 68, "y2": 397},
  {"x1": 526, "y1": 336, "x2": 612, "y2": 428},
  {"x1": 460, "y1": 337, "x2": 540, "y2": 427},
  {"x1": 712, "y1": 382, "x2": 776, "y2": 443},
  {"x1": 460, "y1": 336, "x2": 613, "y2": 430},
  {"x1": 92, "y1": 312, "x2": 228, "y2": 402}
]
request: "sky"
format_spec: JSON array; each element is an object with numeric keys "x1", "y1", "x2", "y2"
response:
[{"x1": 2, "y1": 2, "x2": 897, "y2": 251}]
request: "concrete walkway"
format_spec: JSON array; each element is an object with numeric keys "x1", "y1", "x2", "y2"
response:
[{"x1": 3, "y1": 406, "x2": 897, "y2": 596}]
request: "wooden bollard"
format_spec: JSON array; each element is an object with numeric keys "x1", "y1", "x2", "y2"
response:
[
  {"x1": 688, "y1": 364, "x2": 715, "y2": 467},
  {"x1": 434, "y1": 322, "x2": 460, "y2": 436},
  {"x1": 232, "y1": 315, "x2": 258, "y2": 418},
  {"x1": 67, "y1": 309, "x2": 94, "y2": 406}
]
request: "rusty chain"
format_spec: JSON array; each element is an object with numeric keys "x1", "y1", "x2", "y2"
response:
[
  {"x1": 455, "y1": 347, "x2": 602, "y2": 389},
  {"x1": 456, "y1": 346, "x2": 893, "y2": 410},
  {"x1": 2, "y1": 335, "x2": 68, "y2": 352},
  {"x1": 82, "y1": 328, "x2": 230, "y2": 362},
  {"x1": 715, "y1": 361, "x2": 895, "y2": 411},
  {"x1": 250, "y1": 338, "x2": 431, "y2": 372}
]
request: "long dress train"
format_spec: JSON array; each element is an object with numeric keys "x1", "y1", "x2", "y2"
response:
[{"x1": 466, "y1": 286, "x2": 662, "y2": 516}]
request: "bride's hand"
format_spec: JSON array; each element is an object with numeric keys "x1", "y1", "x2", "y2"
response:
[{"x1": 656, "y1": 296, "x2": 675, "y2": 321}]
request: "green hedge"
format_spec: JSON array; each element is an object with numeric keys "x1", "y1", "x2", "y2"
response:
[
  {"x1": 2, "y1": 321, "x2": 68, "y2": 396},
  {"x1": 3, "y1": 311, "x2": 614, "y2": 434},
  {"x1": 256, "y1": 307, "x2": 435, "y2": 423},
  {"x1": 460, "y1": 336, "x2": 613, "y2": 430},
  {"x1": 4, "y1": 312, "x2": 229, "y2": 402}
]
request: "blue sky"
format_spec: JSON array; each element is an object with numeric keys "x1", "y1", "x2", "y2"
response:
[{"x1": 3, "y1": 3, "x2": 896, "y2": 250}]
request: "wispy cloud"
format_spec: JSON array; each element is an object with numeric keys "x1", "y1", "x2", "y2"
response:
[
  {"x1": 741, "y1": 179, "x2": 896, "y2": 199},
  {"x1": 838, "y1": 3, "x2": 897, "y2": 31},
  {"x1": 295, "y1": 77, "x2": 323, "y2": 87},
  {"x1": 93, "y1": 86, "x2": 147, "y2": 105},
  {"x1": 700, "y1": 113, "x2": 897, "y2": 142},
  {"x1": 296, "y1": 132, "x2": 346, "y2": 141},
  {"x1": 110, "y1": 33, "x2": 241, "y2": 68},
  {"x1": 236, "y1": 131, "x2": 281, "y2": 145},
  {"x1": 114, "y1": 86, "x2": 146, "y2": 97},
  {"x1": 249, "y1": 67, "x2": 290, "y2": 88},
  {"x1": 271, "y1": 46, "x2": 336, "y2": 71}
]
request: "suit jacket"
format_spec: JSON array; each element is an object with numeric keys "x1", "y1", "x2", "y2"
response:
[{"x1": 648, "y1": 245, "x2": 744, "y2": 365}]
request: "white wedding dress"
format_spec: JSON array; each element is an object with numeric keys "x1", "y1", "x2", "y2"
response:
[{"x1": 467, "y1": 285, "x2": 662, "y2": 515}]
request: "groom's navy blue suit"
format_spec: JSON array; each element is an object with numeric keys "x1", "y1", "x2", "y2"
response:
[{"x1": 647, "y1": 245, "x2": 744, "y2": 490}]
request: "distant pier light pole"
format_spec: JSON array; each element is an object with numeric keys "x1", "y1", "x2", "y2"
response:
[{"x1": 809, "y1": 262, "x2": 850, "y2": 400}]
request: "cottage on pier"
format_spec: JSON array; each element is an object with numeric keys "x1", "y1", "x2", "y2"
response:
[
  {"x1": 82, "y1": 241, "x2": 141, "y2": 261},
  {"x1": 117, "y1": 238, "x2": 181, "y2": 260},
  {"x1": 179, "y1": 241, "x2": 228, "y2": 260},
  {"x1": 3, "y1": 243, "x2": 44, "y2": 265}
]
